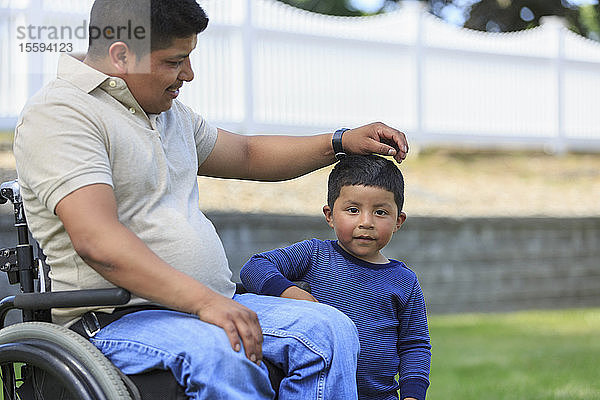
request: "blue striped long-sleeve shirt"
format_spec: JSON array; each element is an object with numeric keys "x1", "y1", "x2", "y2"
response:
[{"x1": 240, "y1": 239, "x2": 431, "y2": 400}]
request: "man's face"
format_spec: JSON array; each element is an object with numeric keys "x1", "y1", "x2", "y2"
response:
[{"x1": 125, "y1": 35, "x2": 197, "y2": 114}]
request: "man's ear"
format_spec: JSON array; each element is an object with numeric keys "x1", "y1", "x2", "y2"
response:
[
  {"x1": 394, "y1": 211, "x2": 407, "y2": 233},
  {"x1": 108, "y1": 42, "x2": 133, "y2": 74},
  {"x1": 323, "y1": 205, "x2": 334, "y2": 229}
]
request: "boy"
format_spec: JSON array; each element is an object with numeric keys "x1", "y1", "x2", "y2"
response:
[{"x1": 241, "y1": 155, "x2": 431, "y2": 400}]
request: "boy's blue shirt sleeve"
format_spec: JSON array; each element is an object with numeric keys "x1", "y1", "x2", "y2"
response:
[
  {"x1": 397, "y1": 276, "x2": 431, "y2": 400},
  {"x1": 240, "y1": 239, "x2": 317, "y2": 296},
  {"x1": 400, "y1": 377, "x2": 429, "y2": 400}
]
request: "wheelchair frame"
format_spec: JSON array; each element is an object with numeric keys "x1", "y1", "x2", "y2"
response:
[
  {"x1": 0, "y1": 179, "x2": 291, "y2": 400},
  {"x1": 0, "y1": 180, "x2": 185, "y2": 400}
]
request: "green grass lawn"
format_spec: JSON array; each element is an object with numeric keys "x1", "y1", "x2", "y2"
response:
[
  {"x1": 427, "y1": 308, "x2": 600, "y2": 400},
  {"x1": 0, "y1": 308, "x2": 599, "y2": 398}
]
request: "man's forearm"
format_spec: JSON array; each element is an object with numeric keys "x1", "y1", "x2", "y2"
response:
[
  {"x1": 245, "y1": 133, "x2": 334, "y2": 181},
  {"x1": 199, "y1": 122, "x2": 408, "y2": 181},
  {"x1": 72, "y1": 216, "x2": 218, "y2": 314},
  {"x1": 55, "y1": 183, "x2": 225, "y2": 315},
  {"x1": 56, "y1": 183, "x2": 265, "y2": 364},
  {"x1": 244, "y1": 122, "x2": 409, "y2": 180}
]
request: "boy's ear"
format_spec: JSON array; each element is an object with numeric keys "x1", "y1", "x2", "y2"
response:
[
  {"x1": 394, "y1": 211, "x2": 407, "y2": 232},
  {"x1": 323, "y1": 205, "x2": 334, "y2": 228}
]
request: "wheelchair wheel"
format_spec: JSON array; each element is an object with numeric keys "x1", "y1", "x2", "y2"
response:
[{"x1": 0, "y1": 322, "x2": 132, "y2": 400}]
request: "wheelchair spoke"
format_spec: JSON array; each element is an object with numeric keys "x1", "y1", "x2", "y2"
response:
[
  {"x1": 31, "y1": 366, "x2": 44, "y2": 400},
  {"x1": 1, "y1": 363, "x2": 20, "y2": 400}
]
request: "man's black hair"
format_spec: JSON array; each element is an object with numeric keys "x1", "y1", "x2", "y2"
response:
[
  {"x1": 327, "y1": 155, "x2": 404, "y2": 212},
  {"x1": 87, "y1": 0, "x2": 209, "y2": 58}
]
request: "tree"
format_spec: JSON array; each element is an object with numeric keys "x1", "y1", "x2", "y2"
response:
[
  {"x1": 276, "y1": 0, "x2": 600, "y2": 41},
  {"x1": 276, "y1": 0, "x2": 402, "y2": 16},
  {"x1": 429, "y1": 0, "x2": 600, "y2": 40},
  {"x1": 575, "y1": 3, "x2": 600, "y2": 40},
  {"x1": 276, "y1": 0, "x2": 364, "y2": 16}
]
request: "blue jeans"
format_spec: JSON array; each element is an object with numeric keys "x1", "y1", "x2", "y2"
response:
[{"x1": 89, "y1": 293, "x2": 360, "y2": 399}]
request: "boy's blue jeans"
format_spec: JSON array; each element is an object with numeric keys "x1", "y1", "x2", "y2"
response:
[{"x1": 89, "y1": 293, "x2": 360, "y2": 399}]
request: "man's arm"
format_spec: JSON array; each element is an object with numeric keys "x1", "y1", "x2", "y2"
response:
[
  {"x1": 197, "y1": 122, "x2": 408, "y2": 180},
  {"x1": 55, "y1": 183, "x2": 264, "y2": 365}
]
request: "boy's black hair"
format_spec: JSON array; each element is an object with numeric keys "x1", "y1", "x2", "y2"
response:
[
  {"x1": 327, "y1": 155, "x2": 404, "y2": 211},
  {"x1": 87, "y1": 0, "x2": 209, "y2": 59}
]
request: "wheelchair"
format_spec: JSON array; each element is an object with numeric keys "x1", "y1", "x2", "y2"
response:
[{"x1": 0, "y1": 179, "x2": 291, "y2": 399}]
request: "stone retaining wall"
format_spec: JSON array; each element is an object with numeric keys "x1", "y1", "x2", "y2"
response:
[
  {"x1": 1, "y1": 213, "x2": 599, "y2": 314},
  {"x1": 211, "y1": 214, "x2": 600, "y2": 314}
]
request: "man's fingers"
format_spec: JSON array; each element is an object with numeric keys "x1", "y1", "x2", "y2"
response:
[
  {"x1": 345, "y1": 122, "x2": 409, "y2": 162},
  {"x1": 234, "y1": 312, "x2": 263, "y2": 364},
  {"x1": 222, "y1": 317, "x2": 263, "y2": 365},
  {"x1": 199, "y1": 297, "x2": 263, "y2": 365},
  {"x1": 371, "y1": 139, "x2": 407, "y2": 163},
  {"x1": 376, "y1": 125, "x2": 409, "y2": 159},
  {"x1": 222, "y1": 320, "x2": 243, "y2": 353}
]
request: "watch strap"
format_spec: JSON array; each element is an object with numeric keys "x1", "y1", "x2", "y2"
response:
[{"x1": 332, "y1": 128, "x2": 349, "y2": 160}]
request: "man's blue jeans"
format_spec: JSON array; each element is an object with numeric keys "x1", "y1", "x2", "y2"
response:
[{"x1": 89, "y1": 293, "x2": 360, "y2": 399}]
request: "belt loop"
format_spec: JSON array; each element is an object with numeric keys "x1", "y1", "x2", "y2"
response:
[{"x1": 82, "y1": 312, "x2": 101, "y2": 338}]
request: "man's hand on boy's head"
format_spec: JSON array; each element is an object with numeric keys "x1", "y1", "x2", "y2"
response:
[
  {"x1": 344, "y1": 122, "x2": 409, "y2": 163},
  {"x1": 281, "y1": 286, "x2": 319, "y2": 303}
]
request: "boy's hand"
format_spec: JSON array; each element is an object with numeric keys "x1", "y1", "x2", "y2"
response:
[
  {"x1": 343, "y1": 122, "x2": 409, "y2": 163},
  {"x1": 281, "y1": 286, "x2": 319, "y2": 302}
]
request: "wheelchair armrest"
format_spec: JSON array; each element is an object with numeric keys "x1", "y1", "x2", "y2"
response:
[{"x1": 13, "y1": 288, "x2": 131, "y2": 310}]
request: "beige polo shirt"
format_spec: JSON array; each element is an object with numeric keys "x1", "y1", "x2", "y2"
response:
[{"x1": 14, "y1": 54, "x2": 236, "y2": 325}]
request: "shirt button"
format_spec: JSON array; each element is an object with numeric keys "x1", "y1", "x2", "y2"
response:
[
  {"x1": 129, "y1": 107, "x2": 136, "y2": 114},
  {"x1": 109, "y1": 80, "x2": 117, "y2": 88}
]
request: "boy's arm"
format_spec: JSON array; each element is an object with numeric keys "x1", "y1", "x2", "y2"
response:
[
  {"x1": 240, "y1": 240, "x2": 317, "y2": 301},
  {"x1": 397, "y1": 278, "x2": 432, "y2": 400},
  {"x1": 280, "y1": 285, "x2": 318, "y2": 302}
]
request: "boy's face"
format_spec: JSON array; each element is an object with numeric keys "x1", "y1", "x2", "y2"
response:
[{"x1": 323, "y1": 185, "x2": 406, "y2": 264}]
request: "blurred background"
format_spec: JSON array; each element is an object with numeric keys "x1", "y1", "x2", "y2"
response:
[{"x1": 0, "y1": 0, "x2": 599, "y2": 398}]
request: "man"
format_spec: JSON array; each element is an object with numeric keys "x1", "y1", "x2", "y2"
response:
[{"x1": 14, "y1": 1, "x2": 409, "y2": 398}]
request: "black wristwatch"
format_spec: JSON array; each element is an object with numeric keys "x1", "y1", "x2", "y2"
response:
[{"x1": 332, "y1": 128, "x2": 349, "y2": 160}]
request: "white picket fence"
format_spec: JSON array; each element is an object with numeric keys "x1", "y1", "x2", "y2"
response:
[{"x1": 1, "y1": 0, "x2": 600, "y2": 152}]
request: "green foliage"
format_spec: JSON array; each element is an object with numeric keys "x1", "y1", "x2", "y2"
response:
[
  {"x1": 577, "y1": 4, "x2": 600, "y2": 41},
  {"x1": 275, "y1": 0, "x2": 600, "y2": 41},
  {"x1": 460, "y1": 0, "x2": 578, "y2": 31},
  {"x1": 276, "y1": 0, "x2": 365, "y2": 16},
  {"x1": 427, "y1": 309, "x2": 600, "y2": 399},
  {"x1": 431, "y1": 0, "x2": 600, "y2": 41}
]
